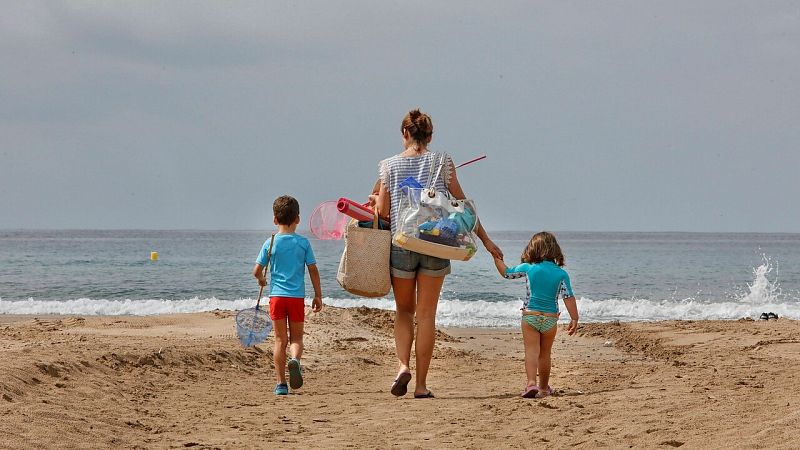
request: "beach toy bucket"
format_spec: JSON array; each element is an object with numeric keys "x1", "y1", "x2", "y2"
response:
[{"x1": 235, "y1": 306, "x2": 272, "y2": 347}]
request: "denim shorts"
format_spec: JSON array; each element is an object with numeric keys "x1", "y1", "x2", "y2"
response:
[{"x1": 390, "y1": 245, "x2": 451, "y2": 279}]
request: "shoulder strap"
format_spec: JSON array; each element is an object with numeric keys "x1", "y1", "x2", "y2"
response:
[{"x1": 426, "y1": 152, "x2": 447, "y2": 189}]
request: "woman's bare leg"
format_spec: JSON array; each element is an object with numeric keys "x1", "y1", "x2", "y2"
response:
[
  {"x1": 392, "y1": 276, "x2": 416, "y2": 377},
  {"x1": 414, "y1": 273, "x2": 445, "y2": 395}
]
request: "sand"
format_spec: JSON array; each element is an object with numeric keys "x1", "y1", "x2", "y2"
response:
[{"x1": 1, "y1": 307, "x2": 799, "y2": 449}]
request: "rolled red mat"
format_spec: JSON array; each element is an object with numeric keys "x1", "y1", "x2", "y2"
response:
[{"x1": 337, "y1": 197, "x2": 375, "y2": 222}]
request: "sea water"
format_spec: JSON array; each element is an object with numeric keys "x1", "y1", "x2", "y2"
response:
[{"x1": 1, "y1": 230, "x2": 799, "y2": 327}]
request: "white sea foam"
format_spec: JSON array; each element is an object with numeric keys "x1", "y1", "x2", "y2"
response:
[
  {"x1": 0, "y1": 297, "x2": 256, "y2": 316},
  {"x1": 2, "y1": 295, "x2": 799, "y2": 327},
  {"x1": 2, "y1": 258, "x2": 797, "y2": 325}
]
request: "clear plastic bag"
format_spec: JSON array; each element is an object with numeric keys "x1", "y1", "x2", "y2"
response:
[{"x1": 392, "y1": 155, "x2": 479, "y2": 261}]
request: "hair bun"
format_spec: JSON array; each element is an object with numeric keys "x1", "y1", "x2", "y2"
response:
[{"x1": 401, "y1": 109, "x2": 433, "y2": 146}]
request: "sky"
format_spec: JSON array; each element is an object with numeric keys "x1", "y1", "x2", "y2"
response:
[{"x1": 1, "y1": 1, "x2": 798, "y2": 232}]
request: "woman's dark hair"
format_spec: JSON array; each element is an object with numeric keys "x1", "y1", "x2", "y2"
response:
[
  {"x1": 401, "y1": 108, "x2": 433, "y2": 150},
  {"x1": 521, "y1": 231, "x2": 565, "y2": 266}
]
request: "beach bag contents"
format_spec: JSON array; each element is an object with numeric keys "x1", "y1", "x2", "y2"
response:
[
  {"x1": 337, "y1": 215, "x2": 391, "y2": 297},
  {"x1": 393, "y1": 154, "x2": 479, "y2": 261}
]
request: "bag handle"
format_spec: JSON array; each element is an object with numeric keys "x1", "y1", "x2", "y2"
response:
[
  {"x1": 425, "y1": 152, "x2": 449, "y2": 191},
  {"x1": 372, "y1": 211, "x2": 380, "y2": 229}
]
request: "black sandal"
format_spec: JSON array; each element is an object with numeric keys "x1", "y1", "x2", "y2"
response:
[
  {"x1": 391, "y1": 372, "x2": 411, "y2": 397},
  {"x1": 414, "y1": 390, "x2": 435, "y2": 399}
]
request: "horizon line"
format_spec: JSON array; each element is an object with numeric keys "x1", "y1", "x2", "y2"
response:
[{"x1": 1, "y1": 228, "x2": 798, "y2": 235}]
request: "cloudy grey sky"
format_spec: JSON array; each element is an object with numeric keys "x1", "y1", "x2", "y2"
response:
[{"x1": 1, "y1": 1, "x2": 798, "y2": 232}]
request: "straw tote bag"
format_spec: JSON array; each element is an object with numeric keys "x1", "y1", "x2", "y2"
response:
[{"x1": 336, "y1": 215, "x2": 391, "y2": 297}]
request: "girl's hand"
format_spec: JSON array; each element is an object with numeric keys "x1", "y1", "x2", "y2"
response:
[{"x1": 566, "y1": 319, "x2": 579, "y2": 336}]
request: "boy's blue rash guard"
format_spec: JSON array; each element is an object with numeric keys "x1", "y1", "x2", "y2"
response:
[
  {"x1": 504, "y1": 261, "x2": 574, "y2": 314},
  {"x1": 255, "y1": 233, "x2": 316, "y2": 298}
]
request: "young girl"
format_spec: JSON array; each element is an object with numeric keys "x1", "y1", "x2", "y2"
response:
[{"x1": 492, "y1": 231, "x2": 579, "y2": 398}]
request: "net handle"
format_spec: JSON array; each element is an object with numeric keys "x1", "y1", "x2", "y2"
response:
[{"x1": 255, "y1": 233, "x2": 276, "y2": 310}]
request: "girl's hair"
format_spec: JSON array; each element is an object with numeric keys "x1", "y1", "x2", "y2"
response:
[
  {"x1": 401, "y1": 109, "x2": 433, "y2": 151},
  {"x1": 521, "y1": 231, "x2": 565, "y2": 266}
]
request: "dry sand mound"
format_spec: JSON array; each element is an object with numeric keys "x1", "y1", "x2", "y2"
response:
[{"x1": 2, "y1": 309, "x2": 799, "y2": 448}]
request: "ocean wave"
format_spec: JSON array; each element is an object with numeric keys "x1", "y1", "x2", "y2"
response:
[{"x1": 1, "y1": 295, "x2": 798, "y2": 327}]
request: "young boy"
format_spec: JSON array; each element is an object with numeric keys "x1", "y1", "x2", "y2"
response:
[{"x1": 253, "y1": 195, "x2": 323, "y2": 395}]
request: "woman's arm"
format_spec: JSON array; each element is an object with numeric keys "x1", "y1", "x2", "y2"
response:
[
  {"x1": 366, "y1": 179, "x2": 381, "y2": 208},
  {"x1": 446, "y1": 163, "x2": 503, "y2": 259},
  {"x1": 373, "y1": 181, "x2": 391, "y2": 221}
]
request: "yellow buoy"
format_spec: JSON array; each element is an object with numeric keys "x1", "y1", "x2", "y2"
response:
[{"x1": 150, "y1": 251, "x2": 159, "y2": 261}]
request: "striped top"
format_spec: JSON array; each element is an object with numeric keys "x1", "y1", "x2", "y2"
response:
[{"x1": 379, "y1": 151, "x2": 454, "y2": 235}]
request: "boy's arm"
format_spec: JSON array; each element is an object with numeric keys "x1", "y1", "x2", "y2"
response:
[
  {"x1": 307, "y1": 263, "x2": 323, "y2": 312},
  {"x1": 252, "y1": 264, "x2": 266, "y2": 287}
]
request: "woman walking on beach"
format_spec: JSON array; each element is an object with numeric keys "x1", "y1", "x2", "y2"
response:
[{"x1": 372, "y1": 109, "x2": 503, "y2": 398}]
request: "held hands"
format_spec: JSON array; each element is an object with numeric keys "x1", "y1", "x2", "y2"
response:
[
  {"x1": 566, "y1": 318, "x2": 579, "y2": 336},
  {"x1": 483, "y1": 239, "x2": 504, "y2": 260}
]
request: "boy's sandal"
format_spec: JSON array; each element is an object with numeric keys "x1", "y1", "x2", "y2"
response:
[
  {"x1": 522, "y1": 385, "x2": 539, "y2": 398},
  {"x1": 274, "y1": 383, "x2": 289, "y2": 396},
  {"x1": 390, "y1": 372, "x2": 412, "y2": 397},
  {"x1": 413, "y1": 390, "x2": 435, "y2": 399},
  {"x1": 288, "y1": 358, "x2": 303, "y2": 389}
]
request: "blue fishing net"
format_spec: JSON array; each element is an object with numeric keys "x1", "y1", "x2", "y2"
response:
[{"x1": 236, "y1": 306, "x2": 272, "y2": 347}]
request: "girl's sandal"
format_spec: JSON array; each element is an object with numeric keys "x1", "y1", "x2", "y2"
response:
[
  {"x1": 535, "y1": 386, "x2": 554, "y2": 398},
  {"x1": 522, "y1": 385, "x2": 539, "y2": 398}
]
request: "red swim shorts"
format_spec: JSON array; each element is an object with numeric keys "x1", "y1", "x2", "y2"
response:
[{"x1": 269, "y1": 296, "x2": 305, "y2": 322}]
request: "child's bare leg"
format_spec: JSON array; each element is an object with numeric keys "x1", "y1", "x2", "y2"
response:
[
  {"x1": 288, "y1": 321, "x2": 304, "y2": 360},
  {"x1": 537, "y1": 325, "x2": 558, "y2": 391},
  {"x1": 521, "y1": 320, "x2": 542, "y2": 387},
  {"x1": 273, "y1": 319, "x2": 289, "y2": 384}
]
